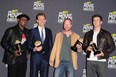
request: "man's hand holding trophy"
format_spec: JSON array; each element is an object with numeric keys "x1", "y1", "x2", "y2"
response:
[
  {"x1": 87, "y1": 41, "x2": 104, "y2": 58},
  {"x1": 89, "y1": 42, "x2": 101, "y2": 55},
  {"x1": 15, "y1": 40, "x2": 23, "y2": 56},
  {"x1": 34, "y1": 40, "x2": 43, "y2": 53},
  {"x1": 71, "y1": 38, "x2": 83, "y2": 52}
]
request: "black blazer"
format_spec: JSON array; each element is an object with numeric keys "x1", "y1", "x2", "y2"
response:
[
  {"x1": 28, "y1": 27, "x2": 53, "y2": 61},
  {"x1": 1, "y1": 25, "x2": 30, "y2": 64}
]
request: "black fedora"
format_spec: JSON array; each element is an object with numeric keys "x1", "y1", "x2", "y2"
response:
[{"x1": 17, "y1": 14, "x2": 30, "y2": 20}]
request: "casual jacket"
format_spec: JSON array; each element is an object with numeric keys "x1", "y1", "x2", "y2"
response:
[
  {"x1": 50, "y1": 32, "x2": 80, "y2": 70},
  {"x1": 82, "y1": 28, "x2": 115, "y2": 59}
]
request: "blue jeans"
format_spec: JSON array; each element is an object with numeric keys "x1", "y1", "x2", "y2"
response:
[{"x1": 54, "y1": 60, "x2": 74, "y2": 77}]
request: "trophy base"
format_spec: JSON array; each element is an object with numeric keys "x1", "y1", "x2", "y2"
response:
[
  {"x1": 71, "y1": 47, "x2": 77, "y2": 52},
  {"x1": 17, "y1": 52, "x2": 22, "y2": 55},
  {"x1": 37, "y1": 51, "x2": 44, "y2": 54},
  {"x1": 94, "y1": 51, "x2": 101, "y2": 55},
  {"x1": 37, "y1": 48, "x2": 44, "y2": 54}
]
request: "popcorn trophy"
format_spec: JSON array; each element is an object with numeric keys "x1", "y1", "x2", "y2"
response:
[
  {"x1": 15, "y1": 40, "x2": 23, "y2": 55},
  {"x1": 34, "y1": 40, "x2": 43, "y2": 54},
  {"x1": 34, "y1": 40, "x2": 41, "y2": 47},
  {"x1": 71, "y1": 38, "x2": 83, "y2": 52},
  {"x1": 90, "y1": 42, "x2": 101, "y2": 55}
]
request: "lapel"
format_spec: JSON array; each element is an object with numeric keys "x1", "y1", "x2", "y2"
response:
[
  {"x1": 23, "y1": 28, "x2": 29, "y2": 39},
  {"x1": 43, "y1": 28, "x2": 47, "y2": 44},
  {"x1": 90, "y1": 30, "x2": 94, "y2": 41},
  {"x1": 59, "y1": 32, "x2": 63, "y2": 49},
  {"x1": 34, "y1": 27, "x2": 41, "y2": 41},
  {"x1": 71, "y1": 33, "x2": 74, "y2": 46},
  {"x1": 71, "y1": 32, "x2": 76, "y2": 46},
  {"x1": 14, "y1": 25, "x2": 22, "y2": 41}
]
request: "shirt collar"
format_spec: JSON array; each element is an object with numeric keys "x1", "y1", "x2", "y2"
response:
[
  {"x1": 61, "y1": 30, "x2": 74, "y2": 35},
  {"x1": 38, "y1": 25, "x2": 45, "y2": 30}
]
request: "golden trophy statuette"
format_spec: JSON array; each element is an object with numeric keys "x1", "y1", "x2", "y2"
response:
[
  {"x1": 15, "y1": 40, "x2": 23, "y2": 55},
  {"x1": 15, "y1": 40, "x2": 21, "y2": 44},
  {"x1": 34, "y1": 40, "x2": 41, "y2": 47}
]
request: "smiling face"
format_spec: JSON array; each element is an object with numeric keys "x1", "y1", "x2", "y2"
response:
[
  {"x1": 18, "y1": 17, "x2": 28, "y2": 28},
  {"x1": 36, "y1": 15, "x2": 46, "y2": 27},
  {"x1": 63, "y1": 19, "x2": 72, "y2": 31}
]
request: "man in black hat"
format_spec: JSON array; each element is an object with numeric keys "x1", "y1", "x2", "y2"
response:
[{"x1": 1, "y1": 14, "x2": 30, "y2": 77}]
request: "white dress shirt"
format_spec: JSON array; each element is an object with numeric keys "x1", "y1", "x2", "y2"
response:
[{"x1": 38, "y1": 26, "x2": 46, "y2": 42}]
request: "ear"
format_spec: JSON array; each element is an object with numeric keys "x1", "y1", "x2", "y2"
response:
[
  {"x1": 17, "y1": 19, "x2": 19, "y2": 21},
  {"x1": 101, "y1": 21, "x2": 103, "y2": 24},
  {"x1": 71, "y1": 25, "x2": 72, "y2": 27},
  {"x1": 45, "y1": 19, "x2": 47, "y2": 22}
]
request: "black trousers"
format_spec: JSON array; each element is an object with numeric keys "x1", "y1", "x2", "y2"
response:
[{"x1": 8, "y1": 62, "x2": 27, "y2": 77}]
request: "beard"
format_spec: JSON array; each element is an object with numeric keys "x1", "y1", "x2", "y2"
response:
[{"x1": 64, "y1": 28, "x2": 71, "y2": 31}]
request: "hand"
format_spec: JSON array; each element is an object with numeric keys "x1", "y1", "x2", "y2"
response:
[
  {"x1": 34, "y1": 46, "x2": 42, "y2": 52},
  {"x1": 86, "y1": 46, "x2": 93, "y2": 52},
  {"x1": 76, "y1": 44, "x2": 82, "y2": 52},
  {"x1": 95, "y1": 51, "x2": 104, "y2": 57},
  {"x1": 14, "y1": 50, "x2": 21, "y2": 56},
  {"x1": 49, "y1": 61, "x2": 54, "y2": 67}
]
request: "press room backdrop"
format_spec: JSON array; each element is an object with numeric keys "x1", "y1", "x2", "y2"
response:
[{"x1": 0, "y1": 0, "x2": 116, "y2": 77}]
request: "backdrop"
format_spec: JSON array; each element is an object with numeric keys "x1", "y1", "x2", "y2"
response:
[{"x1": 0, "y1": 0, "x2": 116, "y2": 77}]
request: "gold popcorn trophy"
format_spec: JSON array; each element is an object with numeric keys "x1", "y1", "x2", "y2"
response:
[
  {"x1": 34, "y1": 40, "x2": 41, "y2": 47},
  {"x1": 15, "y1": 40, "x2": 23, "y2": 55},
  {"x1": 34, "y1": 40, "x2": 43, "y2": 53}
]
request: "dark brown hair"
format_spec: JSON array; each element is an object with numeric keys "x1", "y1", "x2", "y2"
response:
[
  {"x1": 63, "y1": 18, "x2": 72, "y2": 26},
  {"x1": 36, "y1": 12, "x2": 46, "y2": 20}
]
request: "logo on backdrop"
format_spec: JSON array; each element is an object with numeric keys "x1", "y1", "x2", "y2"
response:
[
  {"x1": 83, "y1": 24, "x2": 93, "y2": 33},
  {"x1": 57, "y1": 10, "x2": 72, "y2": 23},
  {"x1": 112, "y1": 33, "x2": 116, "y2": 46},
  {"x1": 107, "y1": 56, "x2": 116, "y2": 69},
  {"x1": 83, "y1": 1, "x2": 94, "y2": 11},
  {"x1": 33, "y1": 23, "x2": 38, "y2": 28},
  {"x1": 33, "y1": 0, "x2": 44, "y2": 10},
  {"x1": 7, "y1": 9, "x2": 22, "y2": 22},
  {"x1": 108, "y1": 11, "x2": 116, "y2": 24},
  {"x1": 82, "y1": 69, "x2": 86, "y2": 77}
]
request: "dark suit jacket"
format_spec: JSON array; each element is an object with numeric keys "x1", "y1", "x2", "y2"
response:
[
  {"x1": 28, "y1": 27, "x2": 53, "y2": 61},
  {"x1": 1, "y1": 25, "x2": 30, "y2": 64}
]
